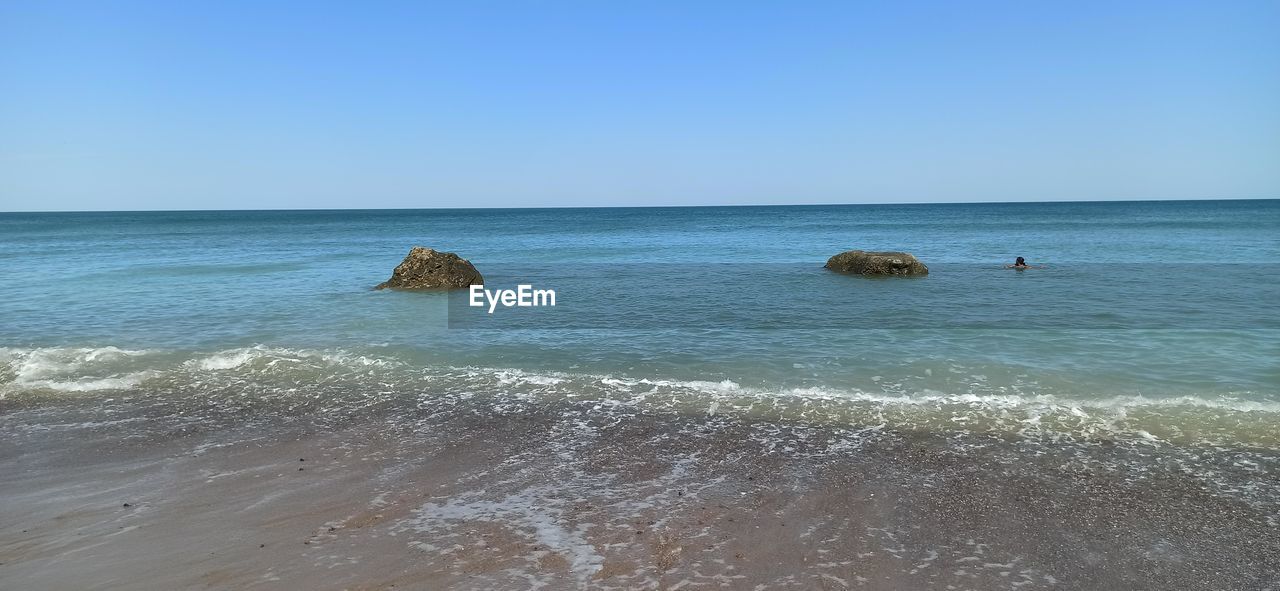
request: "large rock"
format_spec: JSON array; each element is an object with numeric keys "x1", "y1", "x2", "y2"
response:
[
  {"x1": 375, "y1": 247, "x2": 483, "y2": 289},
  {"x1": 825, "y1": 250, "x2": 928, "y2": 276}
]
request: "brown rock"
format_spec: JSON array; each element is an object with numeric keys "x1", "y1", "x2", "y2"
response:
[
  {"x1": 375, "y1": 247, "x2": 483, "y2": 289},
  {"x1": 825, "y1": 250, "x2": 928, "y2": 276}
]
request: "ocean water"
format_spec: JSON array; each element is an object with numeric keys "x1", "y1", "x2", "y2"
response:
[
  {"x1": 2, "y1": 200, "x2": 1279, "y2": 445},
  {"x1": 4, "y1": 200, "x2": 1280, "y2": 589}
]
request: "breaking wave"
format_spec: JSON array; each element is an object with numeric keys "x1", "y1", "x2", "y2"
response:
[{"x1": 2, "y1": 345, "x2": 1277, "y2": 447}]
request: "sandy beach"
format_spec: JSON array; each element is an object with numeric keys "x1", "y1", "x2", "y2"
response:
[{"x1": 4, "y1": 385, "x2": 1277, "y2": 591}]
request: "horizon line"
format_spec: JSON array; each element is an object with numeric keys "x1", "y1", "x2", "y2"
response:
[{"x1": 2, "y1": 196, "x2": 1276, "y2": 214}]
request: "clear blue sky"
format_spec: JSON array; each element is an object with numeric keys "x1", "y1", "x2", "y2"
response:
[{"x1": 2, "y1": 0, "x2": 1277, "y2": 211}]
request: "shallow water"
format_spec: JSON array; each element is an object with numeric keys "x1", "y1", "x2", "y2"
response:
[{"x1": 3, "y1": 200, "x2": 1278, "y2": 441}]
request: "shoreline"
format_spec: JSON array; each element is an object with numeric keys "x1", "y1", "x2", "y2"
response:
[{"x1": 3, "y1": 390, "x2": 1277, "y2": 590}]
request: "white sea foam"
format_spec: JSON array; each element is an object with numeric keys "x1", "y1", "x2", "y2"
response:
[
  {"x1": 444, "y1": 366, "x2": 1280, "y2": 446},
  {"x1": 589, "y1": 375, "x2": 1280, "y2": 415},
  {"x1": 180, "y1": 346, "x2": 393, "y2": 373},
  {"x1": 3, "y1": 346, "x2": 1277, "y2": 444},
  {"x1": 0, "y1": 346, "x2": 157, "y2": 395},
  {"x1": 17, "y1": 372, "x2": 155, "y2": 393},
  {"x1": 2, "y1": 346, "x2": 148, "y2": 378},
  {"x1": 406, "y1": 486, "x2": 605, "y2": 586},
  {"x1": 188, "y1": 348, "x2": 264, "y2": 371}
]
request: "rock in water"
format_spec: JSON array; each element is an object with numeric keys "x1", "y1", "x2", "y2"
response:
[
  {"x1": 375, "y1": 247, "x2": 483, "y2": 289},
  {"x1": 825, "y1": 250, "x2": 928, "y2": 276}
]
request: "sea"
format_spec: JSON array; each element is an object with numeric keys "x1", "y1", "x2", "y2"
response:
[{"x1": 2, "y1": 200, "x2": 1278, "y2": 589}]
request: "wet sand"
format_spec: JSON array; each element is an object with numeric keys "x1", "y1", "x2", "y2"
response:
[{"x1": 2, "y1": 393, "x2": 1278, "y2": 590}]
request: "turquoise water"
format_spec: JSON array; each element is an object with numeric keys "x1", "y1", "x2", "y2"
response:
[{"x1": 2, "y1": 200, "x2": 1278, "y2": 445}]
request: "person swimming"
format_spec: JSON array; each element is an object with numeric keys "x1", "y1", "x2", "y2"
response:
[{"x1": 1005, "y1": 256, "x2": 1044, "y2": 269}]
